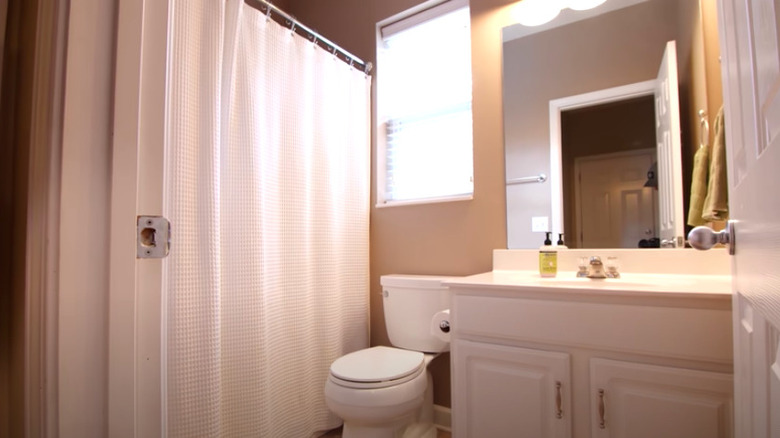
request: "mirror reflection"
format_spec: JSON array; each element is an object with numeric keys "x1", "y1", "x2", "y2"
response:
[
  {"x1": 502, "y1": 0, "x2": 726, "y2": 249},
  {"x1": 562, "y1": 93, "x2": 658, "y2": 248}
]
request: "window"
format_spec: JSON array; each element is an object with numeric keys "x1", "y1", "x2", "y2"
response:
[{"x1": 377, "y1": 0, "x2": 473, "y2": 206}]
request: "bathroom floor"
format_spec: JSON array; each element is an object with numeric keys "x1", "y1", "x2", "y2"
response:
[{"x1": 320, "y1": 427, "x2": 451, "y2": 437}]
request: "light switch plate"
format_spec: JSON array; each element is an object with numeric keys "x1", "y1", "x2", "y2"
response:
[{"x1": 532, "y1": 216, "x2": 549, "y2": 232}]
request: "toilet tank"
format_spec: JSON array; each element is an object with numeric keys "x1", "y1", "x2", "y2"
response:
[{"x1": 380, "y1": 274, "x2": 453, "y2": 353}]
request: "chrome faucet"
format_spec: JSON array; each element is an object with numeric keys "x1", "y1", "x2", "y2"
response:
[{"x1": 586, "y1": 256, "x2": 607, "y2": 279}]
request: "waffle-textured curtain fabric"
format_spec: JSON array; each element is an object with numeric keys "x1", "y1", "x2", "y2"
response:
[{"x1": 163, "y1": 1, "x2": 370, "y2": 436}]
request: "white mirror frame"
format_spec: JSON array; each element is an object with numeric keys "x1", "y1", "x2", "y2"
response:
[{"x1": 548, "y1": 79, "x2": 657, "y2": 237}]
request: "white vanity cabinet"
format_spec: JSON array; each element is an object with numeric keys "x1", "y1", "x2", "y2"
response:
[
  {"x1": 454, "y1": 340, "x2": 571, "y2": 437},
  {"x1": 589, "y1": 358, "x2": 733, "y2": 438},
  {"x1": 447, "y1": 271, "x2": 734, "y2": 438}
]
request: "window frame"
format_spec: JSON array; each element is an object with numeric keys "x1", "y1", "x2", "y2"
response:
[{"x1": 375, "y1": 0, "x2": 474, "y2": 208}]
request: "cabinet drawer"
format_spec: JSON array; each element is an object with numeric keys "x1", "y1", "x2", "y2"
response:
[{"x1": 453, "y1": 295, "x2": 732, "y2": 363}]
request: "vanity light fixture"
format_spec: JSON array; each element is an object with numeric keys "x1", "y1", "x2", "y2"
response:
[
  {"x1": 568, "y1": 0, "x2": 608, "y2": 11},
  {"x1": 511, "y1": 0, "x2": 563, "y2": 27},
  {"x1": 512, "y1": 0, "x2": 607, "y2": 27}
]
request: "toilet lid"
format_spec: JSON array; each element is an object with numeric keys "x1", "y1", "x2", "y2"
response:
[{"x1": 330, "y1": 346, "x2": 424, "y2": 383}]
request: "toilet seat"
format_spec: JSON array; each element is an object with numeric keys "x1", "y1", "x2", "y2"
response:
[{"x1": 329, "y1": 346, "x2": 425, "y2": 390}]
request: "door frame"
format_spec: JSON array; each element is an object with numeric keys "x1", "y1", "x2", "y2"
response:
[
  {"x1": 549, "y1": 79, "x2": 656, "y2": 238},
  {"x1": 109, "y1": 0, "x2": 170, "y2": 435}
]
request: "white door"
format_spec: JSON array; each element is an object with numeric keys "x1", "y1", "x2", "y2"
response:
[
  {"x1": 655, "y1": 40, "x2": 685, "y2": 248},
  {"x1": 590, "y1": 358, "x2": 733, "y2": 438},
  {"x1": 575, "y1": 150, "x2": 657, "y2": 248},
  {"x1": 108, "y1": 0, "x2": 169, "y2": 436},
  {"x1": 452, "y1": 340, "x2": 571, "y2": 438},
  {"x1": 717, "y1": 0, "x2": 780, "y2": 436}
]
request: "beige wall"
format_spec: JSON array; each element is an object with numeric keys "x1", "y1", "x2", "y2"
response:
[
  {"x1": 701, "y1": 0, "x2": 722, "y2": 126},
  {"x1": 285, "y1": 0, "x2": 518, "y2": 407}
]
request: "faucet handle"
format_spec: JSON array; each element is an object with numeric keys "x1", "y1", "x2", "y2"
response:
[
  {"x1": 605, "y1": 256, "x2": 620, "y2": 278},
  {"x1": 577, "y1": 257, "x2": 589, "y2": 277}
]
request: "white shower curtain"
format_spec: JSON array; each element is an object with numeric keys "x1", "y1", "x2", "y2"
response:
[{"x1": 163, "y1": 1, "x2": 370, "y2": 436}]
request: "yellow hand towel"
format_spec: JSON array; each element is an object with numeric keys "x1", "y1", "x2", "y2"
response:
[
  {"x1": 702, "y1": 106, "x2": 729, "y2": 221},
  {"x1": 687, "y1": 144, "x2": 709, "y2": 227}
]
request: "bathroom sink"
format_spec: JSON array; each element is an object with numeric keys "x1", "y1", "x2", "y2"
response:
[
  {"x1": 443, "y1": 250, "x2": 733, "y2": 298},
  {"x1": 483, "y1": 270, "x2": 717, "y2": 293},
  {"x1": 529, "y1": 275, "x2": 657, "y2": 289}
]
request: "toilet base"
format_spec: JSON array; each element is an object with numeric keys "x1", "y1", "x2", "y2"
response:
[
  {"x1": 342, "y1": 419, "x2": 437, "y2": 438},
  {"x1": 341, "y1": 415, "x2": 408, "y2": 438},
  {"x1": 341, "y1": 371, "x2": 438, "y2": 438}
]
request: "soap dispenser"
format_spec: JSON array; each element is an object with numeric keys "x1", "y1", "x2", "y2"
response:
[
  {"x1": 557, "y1": 233, "x2": 568, "y2": 249},
  {"x1": 539, "y1": 232, "x2": 557, "y2": 278}
]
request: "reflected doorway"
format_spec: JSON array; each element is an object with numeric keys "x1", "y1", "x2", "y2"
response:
[{"x1": 562, "y1": 95, "x2": 658, "y2": 248}]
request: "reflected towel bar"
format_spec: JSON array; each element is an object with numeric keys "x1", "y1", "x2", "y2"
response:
[
  {"x1": 699, "y1": 109, "x2": 709, "y2": 148},
  {"x1": 507, "y1": 174, "x2": 547, "y2": 185}
]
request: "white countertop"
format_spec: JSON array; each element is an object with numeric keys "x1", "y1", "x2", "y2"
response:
[{"x1": 445, "y1": 270, "x2": 732, "y2": 303}]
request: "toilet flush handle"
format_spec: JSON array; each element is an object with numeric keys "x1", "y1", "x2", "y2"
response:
[{"x1": 439, "y1": 320, "x2": 450, "y2": 333}]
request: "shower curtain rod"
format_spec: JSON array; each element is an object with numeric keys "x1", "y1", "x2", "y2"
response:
[{"x1": 244, "y1": 0, "x2": 373, "y2": 74}]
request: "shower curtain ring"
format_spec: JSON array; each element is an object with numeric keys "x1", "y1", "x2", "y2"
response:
[
  {"x1": 265, "y1": 6, "x2": 272, "y2": 21},
  {"x1": 290, "y1": 22, "x2": 297, "y2": 34}
]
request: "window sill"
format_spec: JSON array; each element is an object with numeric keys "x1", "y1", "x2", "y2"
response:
[{"x1": 375, "y1": 194, "x2": 473, "y2": 208}]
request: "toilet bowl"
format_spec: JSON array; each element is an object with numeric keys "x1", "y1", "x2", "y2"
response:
[
  {"x1": 325, "y1": 347, "x2": 434, "y2": 437},
  {"x1": 323, "y1": 275, "x2": 452, "y2": 438}
]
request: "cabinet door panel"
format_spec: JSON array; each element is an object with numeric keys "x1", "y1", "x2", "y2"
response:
[
  {"x1": 453, "y1": 340, "x2": 570, "y2": 438},
  {"x1": 590, "y1": 358, "x2": 733, "y2": 438}
]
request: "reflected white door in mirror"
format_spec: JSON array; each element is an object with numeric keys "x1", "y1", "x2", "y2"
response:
[{"x1": 574, "y1": 149, "x2": 656, "y2": 248}]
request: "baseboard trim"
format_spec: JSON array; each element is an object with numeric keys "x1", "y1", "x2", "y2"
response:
[{"x1": 433, "y1": 404, "x2": 452, "y2": 432}]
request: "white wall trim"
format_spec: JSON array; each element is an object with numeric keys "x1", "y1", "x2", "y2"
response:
[
  {"x1": 109, "y1": 0, "x2": 170, "y2": 435},
  {"x1": 434, "y1": 404, "x2": 452, "y2": 432}
]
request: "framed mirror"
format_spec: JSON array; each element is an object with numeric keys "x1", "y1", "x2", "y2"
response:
[{"x1": 502, "y1": 0, "x2": 725, "y2": 249}]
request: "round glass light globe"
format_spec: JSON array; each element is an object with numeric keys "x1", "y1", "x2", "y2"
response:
[
  {"x1": 567, "y1": 0, "x2": 607, "y2": 11},
  {"x1": 511, "y1": 0, "x2": 563, "y2": 26}
]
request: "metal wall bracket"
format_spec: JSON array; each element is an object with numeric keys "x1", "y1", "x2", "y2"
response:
[{"x1": 137, "y1": 216, "x2": 170, "y2": 258}]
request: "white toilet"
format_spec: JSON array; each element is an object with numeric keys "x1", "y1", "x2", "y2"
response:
[{"x1": 324, "y1": 274, "x2": 452, "y2": 438}]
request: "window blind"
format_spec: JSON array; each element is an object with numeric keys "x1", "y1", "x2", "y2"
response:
[{"x1": 378, "y1": 2, "x2": 473, "y2": 205}]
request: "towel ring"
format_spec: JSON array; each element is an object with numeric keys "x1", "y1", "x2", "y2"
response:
[{"x1": 698, "y1": 109, "x2": 709, "y2": 148}]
